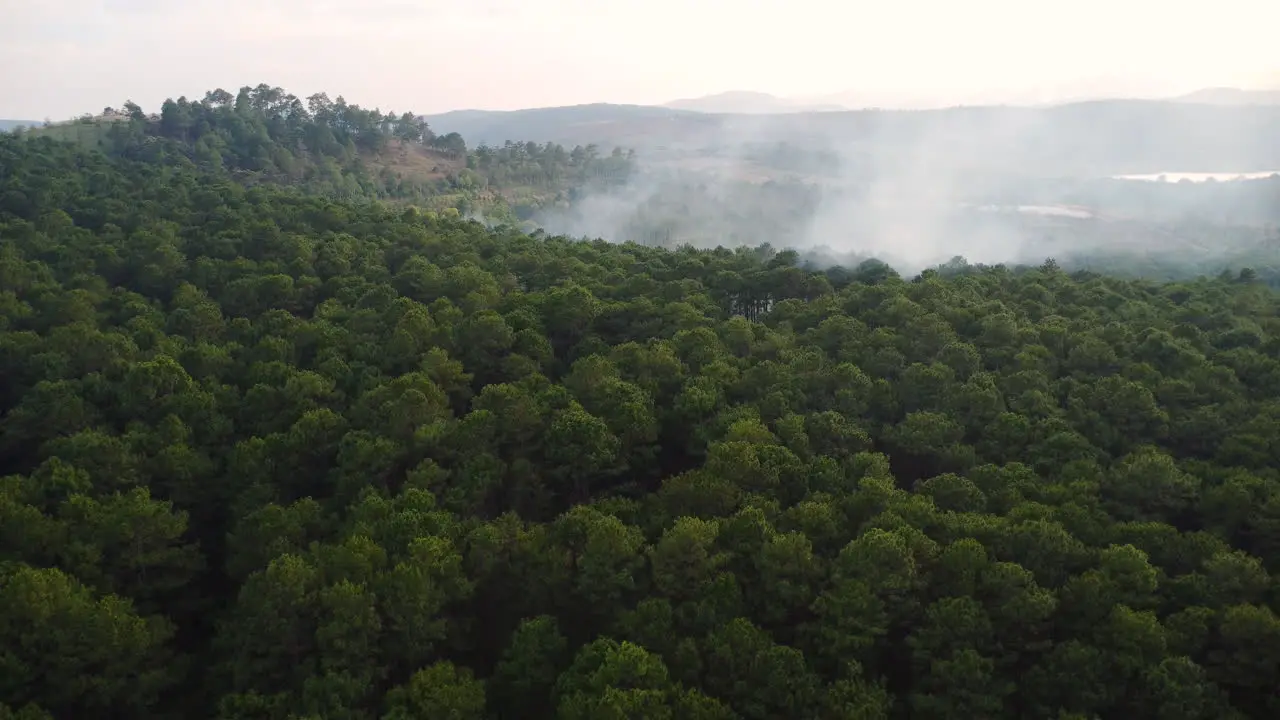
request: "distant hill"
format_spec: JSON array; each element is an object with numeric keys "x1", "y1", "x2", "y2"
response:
[
  {"x1": 15, "y1": 84, "x2": 637, "y2": 223},
  {"x1": 664, "y1": 91, "x2": 845, "y2": 114},
  {"x1": 1172, "y1": 87, "x2": 1280, "y2": 106},
  {"x1": 0, "y1": 119, "x2": 37, "y2": 132},
  {"x1": 425, "y1": 99, "x2": 1280, "y2": 177},
  {"x1": 422, "y1": 103, "x2": 712, "y2": 148}
]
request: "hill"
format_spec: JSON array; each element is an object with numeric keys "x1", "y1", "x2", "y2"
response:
[
  {"x1": 1173, "y1": 87, "x2": 1280, "y2": 106},
  {"x1": 5, "y1": 128, "x2": 1280, "y2": 719},
  {"x1": 664, "y1": 90, "x2": 846, "y2": 114},
  {"x1": 425, "y1": 99, "x2": 1280, "y2": 176},
  {"x1": 422, "y1": 103, "x2": 708, "y2": 148},
  {"x1": 0, "y1": 119, "x2": 36, "y2": 132},
  {"x1": 9, "y1": 83, "x2": 636, "y2": 222}
]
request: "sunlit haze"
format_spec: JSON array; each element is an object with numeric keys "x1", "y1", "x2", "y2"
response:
[{"x1": 1, "y1": 0, "x2": 1275, "y2": 119}]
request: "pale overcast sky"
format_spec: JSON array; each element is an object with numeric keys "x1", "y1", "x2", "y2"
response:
[{"x1": 1, "y1": 0, "x2": 1275, "y2": 119}]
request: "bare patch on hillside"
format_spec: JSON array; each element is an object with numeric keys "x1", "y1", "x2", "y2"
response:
[{"x1": 366, "y1": 139, "x2": 466, "y2": 181}]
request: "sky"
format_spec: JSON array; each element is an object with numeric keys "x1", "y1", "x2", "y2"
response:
[{"x1": 1, "y1": 0, "x2": 1276, "y2": 119}]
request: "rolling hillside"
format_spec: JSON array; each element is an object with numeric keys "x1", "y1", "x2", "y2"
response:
[
  {"x1": 425, "y1": 99, "x2": 1280, "y2": 177},
  {"x1": 1173, "y1": 87, "x2": 1280, "y2": 106},
  {"x1": 420, "y1": 103, "x2": 708, "y2": 148},
  {"x1": 6, "y1": 84, "x2": 636, "y2": 224},
  {"x1": 664, "y1": 90, "x2": 845, "y2": 114}
]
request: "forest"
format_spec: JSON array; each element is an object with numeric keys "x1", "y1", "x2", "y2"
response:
[{"x1": 2, "y1": 89, "x2": 1280, "y2": 720}]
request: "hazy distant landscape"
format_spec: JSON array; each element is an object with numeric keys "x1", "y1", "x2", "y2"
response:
[
  {"x1": 10, "y1": 84, "x2": 1280, "y2": 277},
  {"x1": 419, "y1": 93, "x2": 1280, "y2": 276},
  {"x1": 425, "y1": 99, "x2": 1280, "y2": 175}
]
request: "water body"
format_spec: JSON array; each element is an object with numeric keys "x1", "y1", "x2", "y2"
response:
[
  {"x1": 1112, "y1": 171, "x2": 1280, "y2": 183},
  {"x1": 968, "y1": 204, "x2": 1094, "y2": 219}
]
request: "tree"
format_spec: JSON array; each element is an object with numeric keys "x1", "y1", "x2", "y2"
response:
[
  {"x1": 383, "y1": 661, "x2": 485, "y2": 720},
  {"x1": 0, "y1": 565, "x2": 175, "y2": 716}
]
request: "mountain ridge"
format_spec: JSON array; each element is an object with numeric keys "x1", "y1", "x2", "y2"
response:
[
  {"x1": 423, "y1": 98, "x2": 1280, "y2": 176},
  {"x1": 664, "y1": 90, "x2": 846, "y2": 114},
  {"x1": 1172, "y1": 87, "x2": 1280, "y2": 105},
  {"x1": 0, "y1": 119, "x2": 38, "y2": 132}
]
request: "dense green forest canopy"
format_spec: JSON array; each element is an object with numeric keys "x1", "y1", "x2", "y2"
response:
[{"x1": 3, "y1": 105, "x2": 1280, "y2": 720}]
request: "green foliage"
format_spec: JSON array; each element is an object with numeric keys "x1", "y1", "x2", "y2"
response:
[{"x1": 3, "y1": 127, "x2": 1280, "y2": 720}]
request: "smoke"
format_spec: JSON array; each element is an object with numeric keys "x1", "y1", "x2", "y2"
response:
[
  {"x1": 523, "y1": 101, "x2": 1280, "y2": 275},
  {"x1": 532, "y1": 174, "x2": 668, "y2": 243}
]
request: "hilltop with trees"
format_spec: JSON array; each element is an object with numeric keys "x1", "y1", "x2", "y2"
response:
[{"x1": 10, "y1": 83, "x2": 634, "y2": 224}]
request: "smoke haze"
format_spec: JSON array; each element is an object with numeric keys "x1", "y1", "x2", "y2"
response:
[{"x1": 519, "y1": 101, "x2": 1280, "y2": 275}]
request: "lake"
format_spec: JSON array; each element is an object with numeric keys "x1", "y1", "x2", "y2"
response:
[
  {"x1": 968, "y1": 204, "x2": 1094, "y2": 219},
  {"x1": 1112, "y1": 171, "x2": 1280, "y2": 183}
]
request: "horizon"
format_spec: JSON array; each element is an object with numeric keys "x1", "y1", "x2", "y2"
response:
[
  {"x1": 3, "y1": 0, "x2": 1277, "y2": 120},
  {"x1": 6, "y1": 82, "x2": 1279, "y2": 124}
]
